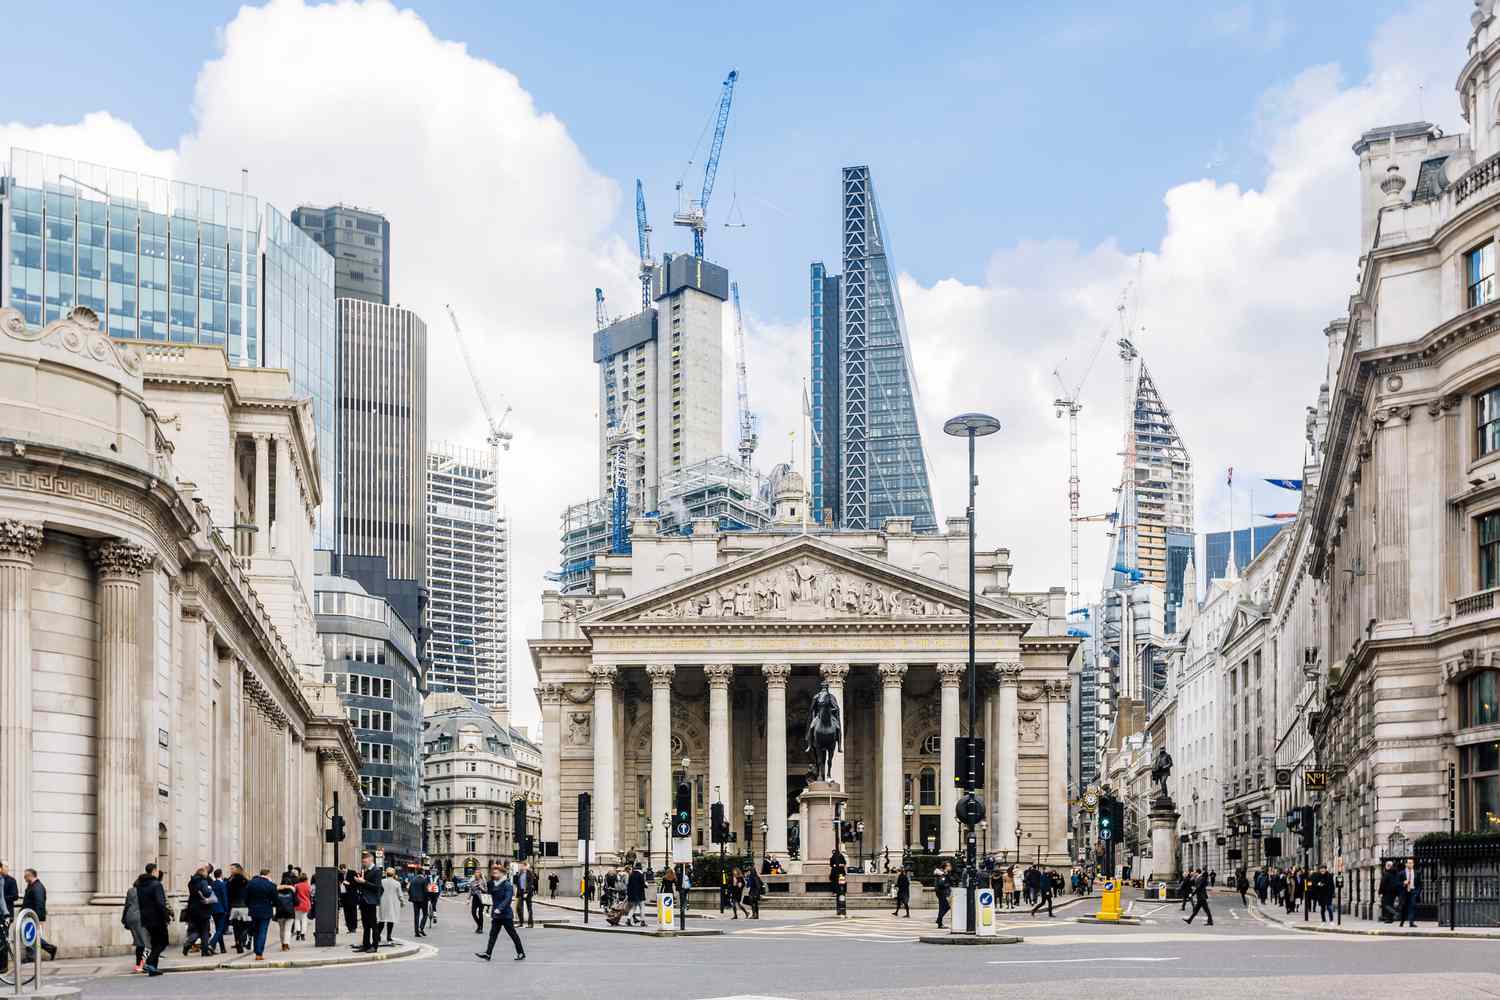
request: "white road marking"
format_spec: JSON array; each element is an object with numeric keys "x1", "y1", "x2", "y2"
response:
[{"x1": 988, "y1": 957, "x2": 1180, "y2": 965}]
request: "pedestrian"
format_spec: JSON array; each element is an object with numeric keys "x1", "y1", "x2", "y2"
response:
[
  {"x1": 1313, "y1": 864, "x2": 1334, "y2": 923},
  {"x1": 475, "y1": 863, "x2": 524, "y2": 962},
  {"x1": 1183, "y1": 868, "x2": 1214, "y2": 926},
  {"x1": 227, "y1": 862, "x2": 252, "y2": 952},
  {"x1": 466, "y1": 873, "x2": 485, "y2": 933},
  {"x1": 729, "y1": 867, "x2": 751, "y2": 919},
  {"x1": 272, "y1": 873, "x2": 298, "y2": 952},
  {"x1": 350, "y1": 851, "x2": 384, "y2": 953},
  {"x1": 293, "y1": 872, "x2": 312, "y2": 942},
  {"x1": 548, "y1": 871, "x2": 559, "y2": 898},
  {"x1": 893, "y1": 867, "x2": 911, "y2": 918},
  {"x1": 0, "y1": 862, "x2": 14, "y2": 975},
  {"x1": 137, "y1": 863, "x2": 169, "y2": 977},
  {"x1": 1004, "y1": 866, "x2": 1018, "y2": 909},
  {"x1": 660, "y1": 864, "x2": 679, "y2": 902},
  {"x1": 1254, "y1": 868, "x2": 1269, "y2": 905},
  {"x1": 1029, "y1": 868, "x2": 1055, "y2": 917},
  {"x1": 516, "y1": 862, "x2": 535, "y2": 928},
  {"x1": 411, "y1": 871, "x2": 432, "y2": 938},
  {"x1": 627, "y1": 863, "x2": 647, "y2": 926},
  {"x1": 1179, "y1": 868, "x2": 1195, "y2": 910},
  {"x1": 121, "y1": 874, "x2": 147, "y2": 972},
  {"x1": 934, "y1": 862, "x2": 952, "y2": 929},
  {"x1": 19, "y1": 869, "x2": 57, "y2": 962},
  {"x1": 338, "y1": 863, "x2": 358, "y2": 935},
  {"x1": 1399, "y1": 859, "x2": 1420, "y2": 927},
  {"x1": 1378, "y1": 861, "x2": 1399, "y2": 922},
  {"x1": 207, "y1": 868, "x2": 230, "y2": 955},
  {"x1": 379, "y1": 868, "x2": 404, "y2": 945},
  {"x1": 745, "y1": 866, "x2": 762, "y2": 920},
  {"x1": 244, "y1": 867, "x2": 279, "y2": 961},
  {"x1": 1236, "y1": 868, "x2": 1249, "y2": 907},
  {"x1": 426, "y1": 871, "x2": 441, "y2": 926},
  {"x1": 181, "y1": 864, "x2": 214, "y2": 956}
]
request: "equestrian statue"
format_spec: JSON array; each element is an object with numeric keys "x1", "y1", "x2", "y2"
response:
[{"x1": 804, "y1": 679, "x2": 843, "y2": 784}]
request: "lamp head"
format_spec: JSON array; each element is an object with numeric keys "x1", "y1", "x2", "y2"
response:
[{"x1": 943, "y1": 412, "x2": 1001, "y2": 438}]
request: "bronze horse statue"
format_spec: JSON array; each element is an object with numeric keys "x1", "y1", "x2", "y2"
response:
[{"x1": 805, "y1": 680, "x2": 842, "y2": 783}]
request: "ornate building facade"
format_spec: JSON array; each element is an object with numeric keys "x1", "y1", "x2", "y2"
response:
[
  {"x1": 529, "y1": 492, "x2": 1079, "y2": 877},
  {"x1": 0, "y1": 305, "x2": 359, "y2": 955}
]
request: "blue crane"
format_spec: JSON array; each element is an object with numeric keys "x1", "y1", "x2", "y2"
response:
[
  {"x1": 673, "y1": 69, "x2": 738, "y2": 258},
  {"x1": 635, "y1": 179, "x2": 654, "y2": 308}
]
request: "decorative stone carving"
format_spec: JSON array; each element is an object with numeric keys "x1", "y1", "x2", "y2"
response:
[
  {"x1": 761, "y1": 662, "x2": 792, "y2": 688},
  {"x1": 645, "y1": 663, "x2": 676, "y2": 688},
  {"x1": 993, "y1": 661, "x2": 1023, "y2": 685},
  {"x1": 589, "y1": 664, "x2": 618, "y2": 687},
  {"x1": 560, "y1": 599, "x2": 591, "y2": 622},
  {"x1": 704, "y1": 663, "x2": 735, "y2": 688},
  {"x1": 91, "y1": 538, "x2": 154, "y2": 579},
  {"x1": 935, "y1": 662, "x2": 965, "y2": 687},
  {"x1": 1018, "y1": 709, "x2": 1042, "y2": 745},
  {"x1": 0, "y1": 520, "x2": 43, "y2": 560},
  {"x1": 1016, "y1": 683, "x2": 1044, "y2": 702},
  {"x1": 0, "y1": 305, "x2": 143, "y2": 377},
  {"x1": 566, "y1": 711, "x2": 591, "y2": 746},
  {"x1": 636, "y1": 556, "x2": 965, "y2": 620},
  {"x1": 820, "y1": 662, "x2": 850, "y2": 684},
  {"x1": 535, "y1": 682, "x2": 566, "y2": 704},
  {"x1": 878, "y1": 662, "x2": 907, "y2": 686}
]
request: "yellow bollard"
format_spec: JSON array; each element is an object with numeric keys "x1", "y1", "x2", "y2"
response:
[{"x1": 1096, "y1": 878, "x2": 1123, "y2": 922}]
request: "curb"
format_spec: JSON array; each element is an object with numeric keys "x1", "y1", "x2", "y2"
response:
[
  {"x1": 229, "y1": 942, "x2": 431, "y2": 969},
  {"x1": 540, "y1": 920, "x2": 723, "y2": 938},
  {"x1": 917, "y1": 934, "x2": 1023, "y2": 945},
  {"x1": 1253, "y1": 903, "x2": 1499, "y2": 941},
  {"x1": 1074, "y1": 916, "x2": 1142, "y2": 926}
]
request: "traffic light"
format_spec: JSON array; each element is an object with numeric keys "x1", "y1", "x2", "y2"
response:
[
  {"x1": 577, "y1": 792, "x2": 592, "y2": 842},
  {"x1": 1097, "y1": 795, "x2": 1114, "y2": 842},
  {"x1": 514, "y1": 799, "x2": 528, "y2": 849},
  {"x1": 673, "y1": 780, "x2": 692, "y2": 838},
  {"x1": 953, "y1": 736, "x2": 987, "y2": 789},
  {"x1": 711, "y1": 801, "x2": 726, "y2": 844},
  {"x1": 1299, "y1": 806, "x2": 1316, "y2": 850},
  {"x1": 326, "y1": 815, "x2": 347, "y2": 844}
]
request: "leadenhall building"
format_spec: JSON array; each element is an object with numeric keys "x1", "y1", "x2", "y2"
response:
[{"x1": 528, "y1": 473, "x2": 1079, "y2": 876}]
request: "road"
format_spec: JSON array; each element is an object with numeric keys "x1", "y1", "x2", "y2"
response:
[{"x1": 52, "y1": 897, "x2": 1500, "y2": 999}]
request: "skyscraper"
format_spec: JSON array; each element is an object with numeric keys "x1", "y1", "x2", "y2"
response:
[
  {"x1": 810, "y1": 166, "x2": 936, "y2": 532},
  {"x1": 809, "y1": 262, "x2": 840, "y2": 525},
  {"x1": 427, "y1": 442, "x2": 509, "y2": 710},
  {"x1": 336, "y1": 297, "x2": 429, "y2": 630},
  {"x1": 1112, "y1": 363, "x2": 1194, "y2": 590},
  {"x1": 0, "y1": 148, "x2": 339, "y2": 547},
  {"x1": 292, "y1": 203, "x2": 391, "y2": 304}
]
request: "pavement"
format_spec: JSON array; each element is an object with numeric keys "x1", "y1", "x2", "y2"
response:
[
  {"x1": 36, "y1": 889, "x2": 1500, "y2": 999},
  {"x1": 1250, "y1": 896, "x2": 1500, "y2": 939}
]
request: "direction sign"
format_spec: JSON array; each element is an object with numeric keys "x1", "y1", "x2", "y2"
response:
[
  {"x1": 1100, "y1": 827, "x2": 1113, "y2": 842},
  {"x1": 18, "y1": 909, "x2": 37, "y2": 948}
]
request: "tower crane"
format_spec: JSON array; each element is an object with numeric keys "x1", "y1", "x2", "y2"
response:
[
  {"x1": 1053, "y1": 327, "x2": 1109, "y2": 624},
  {"x1": 443, "y1": 304, "x2": 514, "y2": 497},
  {"x1": 594, "y1": 287, "x2": 607, "y2": 330},
  {"x1": 635, "y1": 180, "x2": 654, "y2": 309},
  {"x1": 674, "y1": 69, "x2": 738, "y2": 258},
  {"x1": 730, "y1": 281, "x2": 757, "y2": 468}
]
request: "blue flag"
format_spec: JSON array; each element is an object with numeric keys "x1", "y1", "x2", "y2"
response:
[{"x1": 1265, "y1": 478, "x2": 1303, "y2": 491}]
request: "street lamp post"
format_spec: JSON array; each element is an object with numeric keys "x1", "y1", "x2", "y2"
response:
[
  {"x1": 944, "y1": 411, "x2": 1001, "y2": 935},
  {"x1": 903, "y1": 802, "x2": 915, "y2": 868},
  {"x1": 760, "y1": 820, "x2": 768, "y2": 871},
  {"x1": 979, "y1": 820, "x2": 988, "y2": 860},
  {"x1": 743, "y1": 800, "x2": 755, "y2": 871},
  {"x1": 855, "y1": 819, "x2": 865, "y2": 872}
]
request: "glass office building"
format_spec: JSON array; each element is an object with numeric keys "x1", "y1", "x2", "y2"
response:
[
  {"x1": 1, "y1": 148, "x2": 338, "y2": 548},
  {"x1": 1203, "y1": 523, "x2": 1290, "y2": 587},
  {"x1": 808, "y1": 262, "x2": 840, "y2": 526}
]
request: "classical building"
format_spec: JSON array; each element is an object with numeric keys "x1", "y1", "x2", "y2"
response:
[
  {"x1": 529, "y1": 487, "x2": 1079, "y2": 878},
  {"x1": 0, "y1": 305, "x2": 359, "y2": 955}
]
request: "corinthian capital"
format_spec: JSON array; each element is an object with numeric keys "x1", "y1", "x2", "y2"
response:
[
  {"x1": 645, "y1": 663, "x2": 676, "y2": 689},
  {"x1": 0, "y1": 520, "x2": 44, "y2": 561},
  {"x1": 936, "y1": 662, "x2": 966, "y2": 687},
  {"x1": 878, "y1": 662, "x2": 908, "y2": 687},
  {"x1": 993, "y1": 661, "x2": 1024, "y2": 686},
  {"x1": 819, "y1": 662, "x2": 850, "y2": 686},
  {"x1": 91, "y1": 538, "x2": 154, "y2": 579},
  {"x1": 761, "y1": 663, "x2": 792, "y2": 688},
  {"x1": 588, "y1": 664, "x2": 618, "y2": 688},
  {"x1": 704, "y1": 664, "x2": 735, "y2": 689}
]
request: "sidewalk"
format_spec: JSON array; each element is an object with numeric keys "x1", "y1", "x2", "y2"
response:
[
  {"x1": 1251, "y1": 898, "x2": 1500, "y2": 940},
  {"x1": 40, "y1": 930, "x2": 430, "y2": 978}
]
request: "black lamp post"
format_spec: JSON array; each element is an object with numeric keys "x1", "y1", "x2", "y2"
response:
[
  {"x1": 743, "y1": 799, "x2": 755, "y2": 870},
  {"x1": 944, "y1": 411, "x2": 1001, "y2": 934}
]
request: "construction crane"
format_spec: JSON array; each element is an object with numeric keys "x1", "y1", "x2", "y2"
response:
[
  {"x1": 674, "y1": 69, "x2": 738, "y2": 258},
  {"x1": 443, "y1": 304, "x2": 514, "y2": 499},
  {"x1": 731, "y1": 281, "x2": 757, "y2": 468},
  {"x1": 1053, "y1": 327, "x2": 1109, "y2": 625},
  {"x1": 594, "y1": 287, "x2": 607, "y2": 330},
  {"x1": 635, "y1": 180, "x2": 654, "y2": 309}
]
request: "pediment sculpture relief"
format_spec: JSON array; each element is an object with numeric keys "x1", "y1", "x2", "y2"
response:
[{"x1": 638, "y1": 557, "x2": 964, "y2": 621}]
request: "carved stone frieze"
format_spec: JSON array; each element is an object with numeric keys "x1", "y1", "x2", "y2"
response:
[
  {"x1": 993, "y1": 661, "x2": 1024, "y2": 686},
  {"x1": 589, "y1": 664, "x2": 618, "y2": 688},
  {"x1": 535, "y1": 682, "x2": 566, "y2": 704},
  {"x1": 0, "y1": 519, "x2": 44, "y2": 561},
  {"x1": 0, "y1": 305, "x2": 143, "y2": 377},
  {"x1": 1018, "y1": 709, "x2": 1042, "y2": 744},
  {"x1": 1016, "y1": 683, "x2": 1044, "y2": 702},
  {"x1": 91, "y1": 538, "x2": 154, "y2": 579},
  {"x1": 566, "y1": 711, "x2": 591, "y2": 746}
]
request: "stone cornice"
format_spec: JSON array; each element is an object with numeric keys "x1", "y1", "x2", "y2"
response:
[
  {"x1": 582, "y1": 619, "x2": 1030, "y2": 636},
  {"x1": 1018, "y1": 635, "x2": 1082, "y2": 654}
]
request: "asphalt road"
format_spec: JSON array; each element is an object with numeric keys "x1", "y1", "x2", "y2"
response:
[{"x1": 56, "y1": 897, "x2": 1500, "y2": 1000}]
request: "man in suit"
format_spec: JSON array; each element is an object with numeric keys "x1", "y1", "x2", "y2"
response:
[
  {"x1": 136, "y1": 864, "x2": 170, "y2": 976},
  {"x1": 934, "y1": 862, "x2": 952, "y2": 929},
  {"x1": 1399, "y1": 859, "x2": 1420, "y2": 928},
  {"x1": 1182, "y1": 868, "x2": 1214, "y2": 926},
  {"x1": 337, "y1": 863, "x2": 358, "y2": 934},
  {"x1": 515, "y1": 862, "x2": 535, "y2": 928},
  {"x1": 1179, "y1": 868, "x2": 1195, "y2": 910},
  {"x1": 21, "y1": 869, "x2": 57, "y2": 961},
  {"x1": 475, "y1": 863, "x2": 524, "y2": 961},
  {"x1": 244, "y1": 868, "x2": 280, "y2": 960},
  {"x1": 409, "y1": 870, "x2": 430, "y2": 937},
  {"x1": 350, "y1": 852, "x2": 384, "y2": 953},
  {"x1": 893, "y1": 867, "x2": 911, "y2": 918}
]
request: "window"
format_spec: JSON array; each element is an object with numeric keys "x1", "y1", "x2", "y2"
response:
[
  {"x1": 1461, "y1": 741, "x2": 1500, "y2": 832},
  {"x1": 1481, "y1": 513, "x2": 1500, "y2": 590},
  {"x1": 1462, "y1": 670, "x2": 1500, "y2": 728},
  {"x1": 1480, "y1": 387, "x2": 1500, "y2": 458},
  {"x1": 918, "y1": 767, "x2": 937, "y2": 806},
  {"x1": 1469, "y1": 242, "x2": 1496, "y2": 309},
  {"x1": 464, "y1": 807, "x2": 478, "y2": 824}
]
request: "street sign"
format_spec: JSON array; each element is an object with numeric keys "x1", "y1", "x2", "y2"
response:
[
  {"x1": 1304, "y1": 770, "x2": 1328, "y2": 791},
  {"x1": 1100, "y1": 827, "x2": 1113, "y2": 841},
  {"x1": 976, "y1": 888, "x2": 996, "y2": 937},
  {"x1": 1261, "y1": 813, "x2": 1275, "y2": 831},
  {"x1": 671, "y1": 836, "x2": 692, "y2": 864},
  {"x1": 17, "y1": 909, "x2": 37, "y2": 949},
  {"x1": 658, "y1": 892, "x2": 675, "y2": 930},
  {"x1": 1275, "y1": 768, "x2": 1292, "y2": 789}
]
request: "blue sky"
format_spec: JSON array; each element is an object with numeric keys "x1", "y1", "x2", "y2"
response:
[{"x1": 7, "y1": 0, "x2": 1409, "y2": 323}]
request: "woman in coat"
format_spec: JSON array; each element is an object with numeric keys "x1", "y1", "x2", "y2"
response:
[
  {"x1": 379, "y1": 868, "x2": 404, "y2": 944},
  {"x1": 121, "y1": 881, "x2": 147, "y2": 972},
  {"x1": 1002, "y1": 867, "x2": 1018, "y2": 909},
  {"x1": 293, "y1": 873, "x2": 312, "y2": 941}
]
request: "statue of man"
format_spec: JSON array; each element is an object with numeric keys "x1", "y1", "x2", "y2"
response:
[
  {"x1": 1151, "y1": 746, "x2": 1174, "y2": 801},
  {"x1": 805, "y1": 680, "x2": 842, "y2": 751}
]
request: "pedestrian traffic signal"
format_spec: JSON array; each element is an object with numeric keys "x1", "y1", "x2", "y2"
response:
[
  {"x1": 514, "y1": 798, "x2": 528, "y2": 846},
  {"x1": 673, "y1": 780, "x2": 692, "y2": 838},
  {"x1": 578, "y1": 792, "x2": 592, "y2": 842},
  {"x1": 953, "y1": 736, "x2": 986, "y2": 790},
  {"x1": 1098, "y1": 796, "x2": 1114, "y2": 840},
  {"x1": 1299, "y1": 806, "x2": 1316, "y2": 850},
  {"x1": 326, "y1": 814, "x2": 346, "y2": 843},
  {"x1": 711, "y1": 801, "x2": 726, "y2": 844}
]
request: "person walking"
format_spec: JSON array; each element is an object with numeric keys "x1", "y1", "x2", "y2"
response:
[
  {"x1": 293, "y1": 872, "x2": 312, "y2": 942},
  {"x1": 893, "y1": 867, "x2": 911, "y2": 917},
  {"x1": 180, "y1": 864, "x2": 215, "y2": 956},
  {"x1": 466, "y1": 874, "x2": 485, "y2": 933},
  {"x1": 207, "y1": 868, "x2": 229, "y2": 955},
  {"x1": 548, "y1": 872, "x2": 559, "y2": 899},
  {"x1": 350, "y1": 852, "x2": 384, "y2": 953},
  {"x1": 413, "y1": 871, "x2": 433, "y2": 938},
  {"x1": 137, "y1": 864, "x2": 169, "y2": 977},
  {"x1": 1378, "y1": 861, "x2": 1399, "y2": 922},
  {"x1": 1179, "y1": 868, "x2": 1195, "y2": 910},
  {"x1": 425, "y1": 871, "x2": 441, "y2": 927},
  {"x1": 226, "y1": 863, "x2": 251, "y2": 952},
  {"x1": 1029, "y1": 868, "x2": 1055, "y2": 917},
  {"x1": 627, "y1": 863, "x2": 647, "y2": 926},
  {"x1": 745, "y1": 866, "x2": 762, "y2": 920},
  {"x1": 516, "y1": 862, "x2": 535, "y2": 928},
  {"x1": 121, "y1": 875, "x2": 147, "y2": 972},
  {"x1": 1399, "y1": 859, "x2": 1420, "y2": 927},
  {"x1": 728, "y1": 867, "x2": 750, "y2": 919},
  {"x1": 244, "y1": 868, "x2": 278, "y2": 961},
  {"x1": 272, "y1": 874, "x2": 297, "y2": 952},
  {"x1": 475, "y1": 863, "x2": 524, "y2": 962},
  {"x1": 934, "y1": 862, "x2": 952, "y2": 929},
  {"x1": 1254, "y1": 868, "x2": 1269, "y2": 905},
  {"x1": 20, "y1": 870, "x2": 57, "y2": 962},
  {"x1": 1236, "y1": 868, "x2": 1249, "y2": 907},
  {"x1": 1004, "y1": 866, "x2": 1018, "y2": 909},
  {"x1": 1183, "y1": 868, "x2": 1214, "y2": 926},
  {"x1": 379, "y1": 868, "x2": 404, "y2": 945},
  {"x1": 337, "y1": 863, "x2": 358, "y2": 935}
]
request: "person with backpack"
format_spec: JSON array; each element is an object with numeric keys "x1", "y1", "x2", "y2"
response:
[
  {"x1": 272, "y1": 874, "x2": 298, "y2": 952},
  {"x1": 121, "y1": 876, "x2": 147, "y2": 972}
]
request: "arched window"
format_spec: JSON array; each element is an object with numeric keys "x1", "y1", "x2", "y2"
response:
[
  {"x1": 1462, "y1": 670, "x2": 1500, "y2": 728},
  {"x1": 919, "y1": 766, "x2": 937, "y2": 806}
]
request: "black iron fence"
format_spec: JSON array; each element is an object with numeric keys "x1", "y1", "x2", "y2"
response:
[{"x1": 1364, "y1": 839, "x2": 1500, "y2": 928}]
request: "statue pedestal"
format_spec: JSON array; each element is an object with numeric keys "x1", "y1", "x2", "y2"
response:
[
  {"x1": 1148, "y1": 796, "x2": 1181, "y2": 887},
  {"x1": 799, "y1": 781, "x2": 848, "y2": 877}
]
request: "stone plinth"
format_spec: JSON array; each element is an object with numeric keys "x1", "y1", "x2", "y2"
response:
[
  {"x1": 799, "y1": 781, "x2": 848, "y2": 876},
  {"x1": 1148, "y1": 796, "x2": 1181, "y2": 887}
]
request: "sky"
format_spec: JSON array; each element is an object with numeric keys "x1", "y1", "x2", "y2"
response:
[{"x1": 0, "y1": 0, "x2": 1473, "y2": 730}]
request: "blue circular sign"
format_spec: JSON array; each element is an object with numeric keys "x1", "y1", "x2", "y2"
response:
[
  {"x1": 977, "y1": 889, "x2": 994, "y2": 906},
  {"x1": 18, "y1": 912, "x2": 37, "y2": 947}
]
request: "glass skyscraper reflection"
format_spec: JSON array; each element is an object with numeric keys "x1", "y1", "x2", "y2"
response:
[{"x1": 0, "y1": 148, "x2": 338, "y2": 548}]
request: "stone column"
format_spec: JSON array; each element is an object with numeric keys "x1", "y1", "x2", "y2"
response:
[
  {"x1": 936, "y1": 662, "x2": 964, "y2": 853},
  {"x1": 819, "y1": 662, "x2": 850, "y2": 788},
  {"x1": 1046, "y1": 681, "x2": 1069, "y2": 859},
  {"x1": 590, "y1": 665, "x2": 618, "y2": 857},
  {"x1": 995, "y1": 662, "x2": 1022, "y2": 858},
  {"x1": 705, "y1": 664, "x2": 734, "y2": 813},
  {"x1": 763, "y1": 663, "x2": 791, "y2": 859},
  {"x1": 320, "y1": 750, "x2": 340, "y2": 867},
  {"x1": 538, "y1": 683, "x2": 564, "y2": 852},
  {"x1": 878, "y1": 662, "x2": 907, "y2": 862},
  {"x1": 92, "y1": 538, "x2": 153, "y2": 901},
  {"x1": 646, "y1": 663, "x2": 675, "y2": 869},
  {"x1": 0, "y1": 521, "x2": 43, "y2": 870},
  {"x1": 274, "y1": 434, "x2": 293, "y2": 554},
  {"x1": 253, "y1": 433, "x2": 271, "y2": 557}
]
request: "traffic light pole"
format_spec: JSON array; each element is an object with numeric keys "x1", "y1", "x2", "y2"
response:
[
  {"x1": 964, "y1": 426, "x2": 979, "y2": 936},
  {"x1": 333, "y1": 791, "x2": 341, "y2": 871}
]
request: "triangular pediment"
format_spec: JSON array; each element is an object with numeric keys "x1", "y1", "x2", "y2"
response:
[{"x1": 584, "y1": 534, "x2": 1034, "y2": 626}]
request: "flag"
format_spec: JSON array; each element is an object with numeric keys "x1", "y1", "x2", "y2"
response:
[
  {"x1": 1258, "y1": 512, "x2": 1298, "y2": 521},
  {"x1": 1227, "y1": 466, "x2": 1233, "y2": 487},
  {"x1": 1265, "y1": 478, "x2": 1303, "y2": 491}
]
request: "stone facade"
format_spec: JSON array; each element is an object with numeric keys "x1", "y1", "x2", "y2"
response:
[
  {"x1": 528, "y1": 514, "x2": 1078, "y2": 877},
  {"x1": 0, "y1": 306, "x2": 359, "y2": 955}
]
